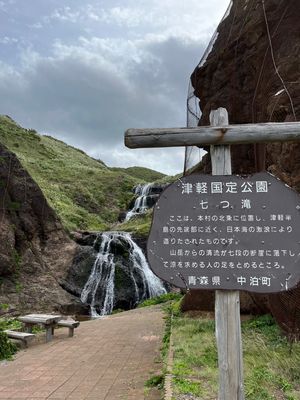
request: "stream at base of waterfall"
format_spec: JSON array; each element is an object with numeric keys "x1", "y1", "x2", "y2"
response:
[{"x1": 80, "y1": 231, "x2": 166, "y2": 317}]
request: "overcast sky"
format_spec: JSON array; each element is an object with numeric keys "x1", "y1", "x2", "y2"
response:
[{"x1": 0, "y1": 0, "x2": 229, "y2": 175}]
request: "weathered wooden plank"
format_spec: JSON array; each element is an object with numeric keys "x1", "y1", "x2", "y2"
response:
[
  {"x1": 18, "y1": 314, "x2": 62, "y2": 343},
  {"x1": 210, "y1": 108, "x2": 244, "y2": 400},
  {"x1": 57, "y1": 320, "x2": 80, "y2": 337},
  {"x1": 125, "y1": 121, "x2": 300, "y2": 148},
  {"x1": 4, "y1": 330, "x2": 35, "y2": 340},
  {"x1": 46, "y1": 326, "x2": 53, "y2": 342},
  {"x1": 215, "y1": 291, "x2": 244, "y2": 399},
  {"x1": 57, "y1": 320, "x2": 80, "y2": 328},
  {"x1": 210, "y1": 107, "x2": 231, "y2": 176},
  {"x1": 5, "y1": 330, "x2": 35, "y2": 347},
  {"x1": 18, "y1": 314, "x2": 61, "y2": 325}
]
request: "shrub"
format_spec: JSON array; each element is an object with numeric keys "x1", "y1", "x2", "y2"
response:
[{"x1": 0, "y1": 331, "x2": 17, "y2": 360}]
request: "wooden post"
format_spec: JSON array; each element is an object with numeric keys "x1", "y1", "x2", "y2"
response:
[
  {"x1": 125, "y1": 121, "x2": 300, "y2": 148},
  {"x1": 45, "y1": 326, "x2": 53, "y2": 342},
  {"x1": 124, "y1": 107, "x2": 300, "y2": 400},
  {"x1": 210, "y1": 108, "x2": 244, "y2": 400}
]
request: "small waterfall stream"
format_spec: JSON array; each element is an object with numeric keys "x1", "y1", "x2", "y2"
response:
[
  {"x1": 125, "y1": 183, "x2": 154, "y2": 221},
  {"x1": 80, "y1": 231, "x2": 166, "y2": 317}
]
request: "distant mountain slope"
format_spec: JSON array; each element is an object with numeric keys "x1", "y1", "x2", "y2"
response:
[
  {"x1": 0, "y1": 116, "x2": 165, "y2": 231},
  {"x1": 111, "y1": 166, "x2": 165, "y2": 182}
]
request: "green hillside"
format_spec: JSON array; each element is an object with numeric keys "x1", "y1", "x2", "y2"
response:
[
  {"x1": 0, "y1": 115, "x2": 166, "y2": 232},
  {"x1": 111, "y1": 166, "x2": 165, "y2": 182}
]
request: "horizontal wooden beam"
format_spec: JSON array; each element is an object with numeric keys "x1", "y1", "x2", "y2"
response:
[{"x1": 125, "y1": 122, "x2": 300, "y2": 148}]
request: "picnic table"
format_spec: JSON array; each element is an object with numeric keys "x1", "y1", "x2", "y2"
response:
[{"x1": 17, "y1": 314, "x2": 62, "y2": 342}]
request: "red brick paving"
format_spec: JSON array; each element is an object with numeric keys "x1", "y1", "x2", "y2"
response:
[{"x1": 0, "y1": 306, "x2": 164, "y2": 400}]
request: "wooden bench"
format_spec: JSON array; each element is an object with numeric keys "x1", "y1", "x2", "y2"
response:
[
  {"x1": 4, "y1": 330, "x2": 35, "y2": 348},
  {"x1": 17, "y1": 314, "x2": 80, "y2": 342},
  {"x1": 18, "y1": 314, "x2": 62, "y2": 342},
  {"x1": 55, "y1": 320, "x2": 80, "y2": 337}
]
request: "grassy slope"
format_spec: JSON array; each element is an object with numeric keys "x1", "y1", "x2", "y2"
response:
[
  {"x1": 111, "y1": 166, "x2": 165, "y2": 182},
  {"x1": 171, "y1": 312, "x2": 300, "y2": 399},
  {"x1": 0, "y1": 115, "x2": 166, "y2": 232}
]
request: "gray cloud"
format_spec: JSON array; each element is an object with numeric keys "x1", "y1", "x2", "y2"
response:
[{"x1": 0, "y1": 0, "x2": 229, "y2": 174}]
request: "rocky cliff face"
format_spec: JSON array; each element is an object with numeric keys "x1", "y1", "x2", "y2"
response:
[
  {"x1": 0, "y1": 143, "x2": 79, "y2": 314},
  {"x1": 190, "y1": 0, "x2": 300, "y2": 177},
  {"x1": 188, "y1": 0, "x2": 300, "y2": 330}
]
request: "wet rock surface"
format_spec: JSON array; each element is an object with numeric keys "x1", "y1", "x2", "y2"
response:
[
  {"x1": 133, "y1": 183, "x2": 167, "y2": 196},
  {"x1": 65, "y1": 232, "x2": 166, "y2": 315},
  {"x1": 120, "y1": 183, "x2": 168, "y2": 222}
]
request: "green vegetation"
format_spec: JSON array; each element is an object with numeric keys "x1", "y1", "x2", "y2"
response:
[
  {"x1": 0, "y1": 317, "x2": 22, "y2": 331},
  {"x1": 0, "y1": 317, "x2": 44, "y2": 334},
  {"x1": 155, "y1": 172, "x2": 182, "y2": 185},
  {"x1": 0, "y1": 331, "x2": 17, "y2": 360},
  {"x1": 111, "y1": 166, "x2": 165, "y2": 182},
  {"x1": 143, "y1": 296, "x2": 183, "y2": 397},
  {"x1": 0, "y1": 318, "x2": 19, "y2": 360},
  {"x1": 117, "y1": 211, "x2": 153, "y2": 236},
  {"x1": 0, "y1": 316, "x2": 46, "y2": 360},
  {"x1": 138, "y1": 292, "x2": 182, "y2": 308},
  {"x1": 242, "y1": 315, "x2": 300, "y2": 399},
  {"x1": 0, "y1": 115, "x2": 165, "y2": 232},
  {"x1": 161, "y1": 298, "x2": 183, "y2": 360},
  {"x1": 111, "y1": 308, "x2": 125, "y2": 315},
  {"x1": 145, "y1": 374, "x2": 164, "y2": 390},
  {"x1": 169, "y1": 311, "x2": 300, "y2": 399}
]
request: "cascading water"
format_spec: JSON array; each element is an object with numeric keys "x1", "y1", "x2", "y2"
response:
[
  {"x1": 125, "y1": 183, "x2": 153, "y2": 221},
  {"x1": 80, "y1": 231, "x2": 166, "y2": 317},
  {"x1": 80, "y1": 233, "x2": 116, "y2": 317}
]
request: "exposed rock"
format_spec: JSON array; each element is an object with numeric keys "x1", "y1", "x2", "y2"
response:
[
  {"x1": 66, "y1": 232, "x2": 166, "y2": 314},
  {"x1": 187, "y1": 0, "x2": 300, "y2": 323},
  {"x1": 59, "y1": 301, "x2": 90, "y2": 316},
  {"x1": 133, "y1": 236, "x2": 147, "y2": 254},
  {"x1": 190, "y1": 0, "x2": 300, "y2": 175},
  {"x1": 133, "y1": 183, "x2": 167, "y2": 196},
  {"x1": 70, "y1": 231, "x2": 98, "y2": 247},
  {"x1": 0, "y1": 143, "x2": 78, "y2": 313},
  {"x1": 118, "y1": 211, "x2": 127, "y2": 223},
  {"x1": 61, "y1": 246, "x2": 97, "y2": 298},
  {"x1": 127, "y1": 194, "x2": 160, "y2": 212},
  {"x1": 120, "y1": 183, "x2": 168, "y2": 222}
]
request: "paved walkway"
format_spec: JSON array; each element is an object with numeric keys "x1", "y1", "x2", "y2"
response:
[{"x1": 0, "y1": 306, "x2": 165, "y2": 400}]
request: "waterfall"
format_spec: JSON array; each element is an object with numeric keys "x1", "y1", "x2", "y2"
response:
[
  {"x1": 125, "y1": 183, "x2": 154, "y2": 221},
  {"x1": 81, "y1": 231, "x2": 166, "y2": 317},
  {"x1": 80, "y1": 233, "x2": 116, "y2": 317}
]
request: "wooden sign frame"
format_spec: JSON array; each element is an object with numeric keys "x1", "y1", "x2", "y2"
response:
[{"x1": 124, "y1": 107, "x2": 300, "y2": 400}]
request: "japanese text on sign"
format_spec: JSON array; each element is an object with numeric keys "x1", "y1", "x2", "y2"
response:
[{"x1": 147, "y1": 173, "x2": 300, "y2": 293}]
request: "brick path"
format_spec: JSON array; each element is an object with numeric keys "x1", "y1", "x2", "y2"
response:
[{"x1": 0, "y1": 306, "x2": 165, "y2": 400}]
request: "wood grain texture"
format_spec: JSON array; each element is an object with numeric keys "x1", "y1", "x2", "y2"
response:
[
  {"x1": 210, "y1": 107, "x2": 232, "y2": 176},
  {"x1": 211, "y1": 108, "x2": 244, "y2": 400},
  {"x1": 215, "y1": 291, "x2": 244, "y2": 399},
  {"x1": 124, "y1": 121, "x2": 300, "y2": 148}
]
